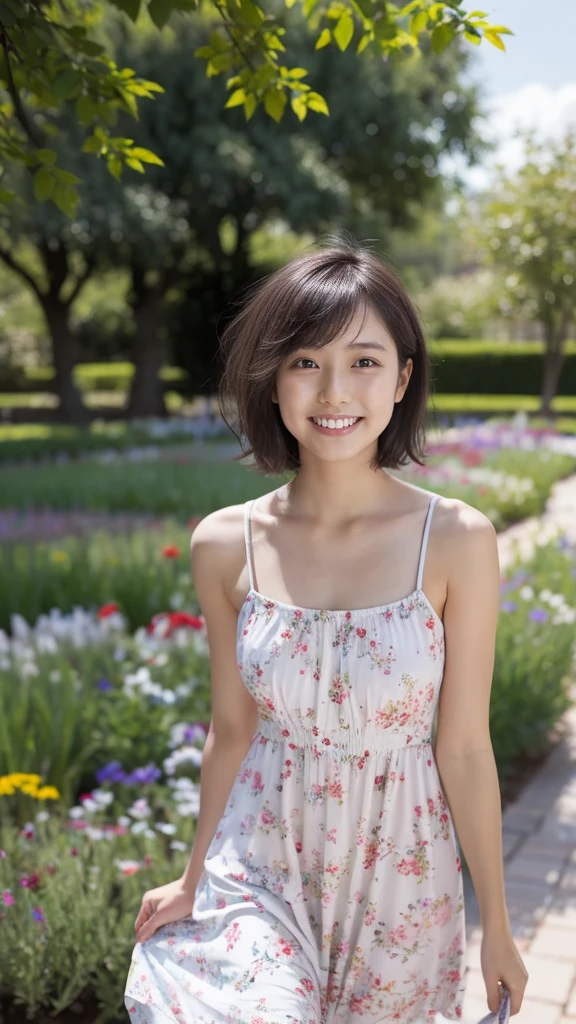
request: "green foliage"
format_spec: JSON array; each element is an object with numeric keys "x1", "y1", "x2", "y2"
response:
[
  {"x1": 475, "y1": 131, "x2": 576, "y2": 407},
  {"x1": 0, "y1": 0, "x2": 513, "y2": 214},
  {"x1": 430, "y1": 340, "x2": 576, "y2": 396},
  {"x1": 492, "y1": 542, "x2": 576, "y2": 769},
  {"x1": 0, "y1": 810, "x2": 194, "y2": 1020}
]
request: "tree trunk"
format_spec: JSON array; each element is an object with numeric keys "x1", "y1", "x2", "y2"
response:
[
  {"x1": 43, "y1": 299, "x2": 91, "y2": 425},
  {"x1": 540, "y1": 309, "x2": 570, "y2": 416},
  {"x1": 126, "y1": 279, "x2": 168, "y2": 419}
]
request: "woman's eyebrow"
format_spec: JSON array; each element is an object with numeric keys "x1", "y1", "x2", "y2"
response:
[{"x1": 346, "y1": 339, "x2": 388, "y2": 351}]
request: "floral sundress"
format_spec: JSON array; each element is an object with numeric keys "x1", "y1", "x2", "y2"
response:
[{"x1": 125, "y1": 491, "x2": 466, "y2": 1024}]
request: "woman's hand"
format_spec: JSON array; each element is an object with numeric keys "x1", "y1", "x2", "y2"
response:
[
  {"x1": 481, "y1": 927, "x2": 529, "y2": 1015},
  {"x1": 134, "y1": 878, "x2": 195, "y2": 945}
]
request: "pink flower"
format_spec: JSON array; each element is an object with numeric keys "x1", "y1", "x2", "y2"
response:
[{"x1": 2, "y1": 891, "x2": 15, "y2": 906}]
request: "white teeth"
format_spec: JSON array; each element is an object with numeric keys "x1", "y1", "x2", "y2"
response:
[{"x1": 312, "y1": 417, "x2": 359, "y2": 429}]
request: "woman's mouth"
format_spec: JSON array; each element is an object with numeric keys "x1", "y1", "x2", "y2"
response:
[{"x1": 309, "y1": 416, "x2": 363, "y2": 435}]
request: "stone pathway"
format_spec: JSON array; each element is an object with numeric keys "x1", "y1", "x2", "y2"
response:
[{"x1": 460, "y1": 471, "x2": 576, "y2": 1024}]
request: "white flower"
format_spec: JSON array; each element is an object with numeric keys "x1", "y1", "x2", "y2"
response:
[
  {"x1": 155, "y1": 822, "x2": 177, "y2": 835},
  {"x1": 169, "y1": 840, "x2": 188, "y2": 852},
  {"x1": 128, "y1": 798, "x2": 152, "y2": 820},
  {"x1": 519, "y1": 586, "x2": 534, "y2": 601},
  {"x1": 130, "y1": 821, "x2": 149, "y2": 835}
]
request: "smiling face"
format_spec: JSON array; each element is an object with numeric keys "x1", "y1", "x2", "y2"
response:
[{"x1": 271, "y1": 303, "x2": 413, "y2": 465}]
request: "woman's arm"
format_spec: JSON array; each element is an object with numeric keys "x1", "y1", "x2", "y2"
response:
[
  {"x1": 434, "y1": 501, "x2": 528, "y2": 1015},
  {"x1": 180, "y1": 509, "x2": 260, "y2": 898}
]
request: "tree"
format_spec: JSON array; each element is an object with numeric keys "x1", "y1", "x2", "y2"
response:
[
  {"x1": 1, "y1": 1, "x2": 512, "y2": 215},
  {"x1": 477, "y1": 131, "x2": 576, "y2": 414}
]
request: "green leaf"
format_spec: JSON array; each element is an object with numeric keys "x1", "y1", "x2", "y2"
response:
[
  {"x1": 125, "y1": 157, "x2": 145, "y2": 172},
  {"x1": 333, "y1": 11, "x2": 354, "y2": 51},
  {"x1": 484, "y1": 30, "x2": 506, "y2": 51},
  {"x1": 194, "y1": 46, "x2": 213, "y2": 58},
  {"x1": 52, "y1": 183, "x2": 79, "y2": 219},
  {"x1": 291, "y1": 94, "x2": 308, "y2": 122},
  {"x1": 34, "y1": 148, "x2": 57, "y2": 167},
  {"x1": 239, "y1": 0, "x2": 265, "y2": 28},
  {"x1": 224, "y1": 88, "x2": 247, "y2": 108},
  {"x1": 410, "y1": 10, "x2": 428, "y2": 34},
  {"x1": 287, "y1": 68, "x2": 309, "y2": 79},
  {"x1": 356, "y1": 32, "x2": 372, "y2": 54},
  {"x1": 148, "y1": 0, "x2": 174, "y2": 29},
  {"x1": 486, "y1": 25, "x2": 514, "y2": 34},
  {"x1": 315, "y1": 28, "x2": 331, "y2": 49},
  {"x1": 107, "y1": 154, "x2": 123, "y2": 181},
  {"x1": 128, "y1": 147, "x2": 165, "y2": 166},
  {"x1": 33, "y1": 167, "x2": 54, "y2": 202},
  {"x1": 52, "y1": 69, "x2": 83, "y2": 101},
  {"x1": 244, "y1": 94, "x2": 257, "y2": 120},
  {"x1": 52, "y1": 168, "x2": 82, "y2": 185},
  {"x1": 82, "y1": 135, "x2": 103, "y2": 154},
  {"x1": 431, "y1": 21, "x2": 457, "y2": 54},
  {"x1": 108, "y1": 0, "x2": 142, "y2": 19},
  {"x1": 463, "y1": 26, "x2": 482, "y2": 44},
  {"x1": 307, "y1": 91, "x2": 329, "y2": 116},
  {"x1": 75, "y1": 95, "x2": 97, "y2": 125},
  {"x1": 263, "y1": 88, "x2": 286, "y2": 123}
]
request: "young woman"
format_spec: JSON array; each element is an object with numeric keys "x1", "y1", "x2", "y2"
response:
[{"x1": 125, "y1": 239, "x2": 528, "y2": 1024}]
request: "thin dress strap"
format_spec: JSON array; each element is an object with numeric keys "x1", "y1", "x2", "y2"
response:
[
  {"x1": 243, "y1": 499, "x2": 256, "y2": 592},
  {"x1": 416, "y1": 493, "x2": 439, "y2": 592}
]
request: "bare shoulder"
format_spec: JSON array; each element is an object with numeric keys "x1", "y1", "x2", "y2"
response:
[
  {"x1": 432, "y1": 494, "x2": 499, "y2": 585},
  {"x1": 189, "y1": 502, "x2": 247, "y2": 591}
]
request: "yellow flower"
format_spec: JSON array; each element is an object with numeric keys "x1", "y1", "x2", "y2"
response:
[
  {"x1": 51, "y1": 550, "x2": 69, "y2": 565},
  {"x1": 36, "y1": 785, "x2": 60, "y2": 800}
]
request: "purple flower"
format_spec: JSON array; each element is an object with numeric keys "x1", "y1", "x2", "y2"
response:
[
  {"x1": 97, "y1": 678, "x2": 112, "y2": 691},
  {"x1": 501, "y1": 601, "x2": 517, "y2": 613},
  {"x1": 529, "y1": 608, "x2": 548, "y2": 622},
  {"x1": 125, "y1": 764, "x2": 162, "y2": 785},
  {"x1": 32, "y1": 906, "x2": 45, "y2": 923},
  {"x1": 95, "y1": 760, "x2": 128, "y2": 784}
]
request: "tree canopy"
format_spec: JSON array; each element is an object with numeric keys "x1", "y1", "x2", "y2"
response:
[
  {"x1": 477, "y1": 131, "x2": 576, "y2": 412},
  {"x1": 1, "y1": 1, "x2": 512, "y2": 215}
]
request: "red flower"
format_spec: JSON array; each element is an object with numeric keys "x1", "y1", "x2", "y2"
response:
[
  {"x1": 98, "y1": 603, "x2": 120, "y2": 619},
  {"x1": 161, "y1": 545, "x2": 181, "y2": 559},
  {"x1": 146, "y1": 611, "x2": 204, "y2": 637}
]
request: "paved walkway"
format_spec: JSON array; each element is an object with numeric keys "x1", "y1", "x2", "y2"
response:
[{"x1": 460, "y1": 472, "x2": 576, "y2": 1024}]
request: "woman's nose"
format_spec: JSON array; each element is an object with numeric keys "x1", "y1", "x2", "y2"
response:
[{"x1": 317, "y1": 371, "x2": 352, "y2": 405}]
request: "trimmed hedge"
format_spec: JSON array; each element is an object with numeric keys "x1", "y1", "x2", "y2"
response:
[
  {"x1": 2, "y1": 342, "x2": 576, "y2": 397},
  {"x1": 430, "y1": 340, "x2": 576, "y2": 396}
]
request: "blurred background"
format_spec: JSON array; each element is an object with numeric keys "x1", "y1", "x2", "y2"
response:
[{"x1": 0, "y1": 2, "x2": 575, "y2": 1021}]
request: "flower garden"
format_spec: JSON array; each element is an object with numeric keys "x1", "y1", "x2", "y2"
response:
[{"x1": 1, "y1": 418, "x2": 576, "y2": 1022}]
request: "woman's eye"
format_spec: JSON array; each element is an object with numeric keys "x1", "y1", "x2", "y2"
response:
[{"x1": 294, "y1": 358, "x2": 376, "y2": 368}]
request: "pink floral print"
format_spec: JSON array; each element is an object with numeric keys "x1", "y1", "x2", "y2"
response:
[{"x1": 125, "y1": 492, "x2": 466, "y2": 1024}]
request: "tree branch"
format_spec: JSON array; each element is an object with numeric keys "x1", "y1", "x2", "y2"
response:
[
  {"x1": 65, "y1": 252, "x2": 97, "y2": 307},
  {"x1": 0, "y1": 243, "x2": 44, "y2": 301},
  {"x1": 0, "y1": 25, "x2": 44, "y2": 149}
]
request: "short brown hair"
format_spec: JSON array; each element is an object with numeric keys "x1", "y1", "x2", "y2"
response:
[{"x1": 217, "y1": 236, "x2": 431, "y2": 476}]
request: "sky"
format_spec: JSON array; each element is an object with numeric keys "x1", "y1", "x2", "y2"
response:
[{"x1": 443, "y1": 0, "x2": 576, "y2": 190}]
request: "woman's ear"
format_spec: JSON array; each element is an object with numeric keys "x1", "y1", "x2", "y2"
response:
[{"x1": 395, "y1": 358, "x2": 413, "y2": 403}]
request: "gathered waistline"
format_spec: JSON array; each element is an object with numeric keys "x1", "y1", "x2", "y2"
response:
[{"x1": 255, "y1": 718, "x2": 433, "y2": 757}]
